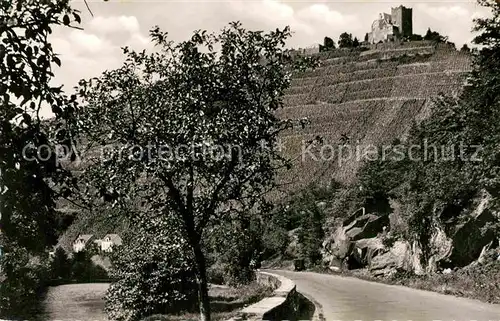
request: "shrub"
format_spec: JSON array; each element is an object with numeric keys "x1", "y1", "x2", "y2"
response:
[
  {"x1": 261, "y1": 224, "x2": 289, "y2": 259},
  {"x1": 389, "y1": 257, "x2": 500, "y2": 303},
  {"x1": 47, "y1": 247, "x2": 109, "y2": 284},
  {"x1": 206, "y1": 216, "x2": 261, "y2": 286},
  {"x1": 0, "y1": 246, "x2": 49, "y2": 319},
  {"x1": 49, "y1": 247, "x2": 72, "y2": 281},
  {"x1": 261, "y1": 182, "x2": 340, "y2": 264},
  {"x1": 206, "y1": 262, "x2": 226, "y2": 285},
  {"x1": 298, "y1": 207, "x2": 325, "y2": 266},
  {"x1": 105, "y1": 232, "x2": 198, "y2": 321},
  {"x1": 70, "y1": 250, "x2": 109, "y2": 282},
  {"x1": 0, "y1": 265, "x2": 48, "y2": 318}
]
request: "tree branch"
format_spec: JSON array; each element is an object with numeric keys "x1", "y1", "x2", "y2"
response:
[{"x1": 84, "y1": 0, "x2": 94, "y2": 17}]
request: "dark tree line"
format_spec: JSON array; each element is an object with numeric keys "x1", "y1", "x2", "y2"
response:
[{"x1": 319, "y1": 33, "x2": 361, "y2": 52}]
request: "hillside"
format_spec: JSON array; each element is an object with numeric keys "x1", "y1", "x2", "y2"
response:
[
  {"x1": 57, "y1": 41, "x2": 472, "y2": 249},
  {"x1": 277, "y1": 41, "x2": 471, "y2": 192}
]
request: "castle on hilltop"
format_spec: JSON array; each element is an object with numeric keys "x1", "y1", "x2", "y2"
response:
[{"x1": 368, "y1": 5, "x2": 413, "y2": 44}]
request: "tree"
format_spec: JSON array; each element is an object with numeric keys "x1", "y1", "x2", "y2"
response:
[
  {"x1": 338, "y1": 32, "x2": 354, "y2": 48},
  {"x1": 319, "y1": 36, "x2": 335, "y2": 52},
  {"x1": 324, "y1": 36, "x2": 335, "y2": 49},
  {"x1": 364, "y1": 33, "x2": 369, "y2": 43},
  {"x1": 298, "y1": 206, "x2": 325, "y2": 266},
  {"x1": 70, "y1": 248, "x2": 108, "y2": 282},
  {"x1": 261, "y1": 182, "x2": 339, "y2": 264},
  {"x1": 460, "y1": 44, "x2": 471, "y2": 52},
  {"x1": 50, "y1": 247, "x2": 71, "y2": 280},
  {"x1": 424, "y1": 28, "x2": 432, "y2": 40},
  {"x1": 353, "y1": 37, "x2": 360, "y2": 48},
  {"x1": 465, "y1": 0, "x2": 500, "y2": 190},
  {"x1": 76, "y1": 22, "x2": 317, "y2": 321},
  {"x1": 423, "y1": 28, "x2": 446, "y2": 42},
  {"x1": 0, "y1": 0, "x2": 80, "y2": 316}
]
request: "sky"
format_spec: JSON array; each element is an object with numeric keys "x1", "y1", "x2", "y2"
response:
[{"x1": 44, "y1": 0, "x2": 490, "y2": 118}]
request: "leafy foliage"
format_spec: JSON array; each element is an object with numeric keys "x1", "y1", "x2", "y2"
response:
[
  {"x1": 70, "y1": 250, "x2": 109, "y2": 282},
  {"x1": 423, "y1": 28, "x2": 447, "y2": 43},
  {"x1": 261, "y1": 223, "x2": 289, "y2": 260},
  {"x1": 356, "y1": 0, "x2": 500, "y2": 246},
  {"x1": 460, "y1": 44, "x2": 471, "y2": 53},
  {"x1": 0, "y1": 244, "x2": 50, "y2": 317},
  {"x1": 0, "y1": 0, "x2": 80, "y2": 316},
  {"x1": 408, "y1": 34, "x2": 423, "y2": 41},
  {"x1": 352, "y1": 37, "x2": 360, "y2": 48},
  {"x1": 261, "y1": 183, "x2": 340, "y2": 265},
  {"x1": 319, "y1": 36, "x2": 335, "y2": 52},
  {"x1": 338, "y1": 32, "x2": 355, "y2": 48},
  {"x1": 49, "y1": 247, "x2": 108, "y2": 283},
  {"x1": 297, "y1": 206, "x2": 325, "y2": 266},
  {"x1": 105, "y1": 218, "x2": 198, "y2": 321},
  {"x1": 0, "y1": 0, "x2": 79, "y2": 251},
  {"x1": 50, "y1": 247, "x2": 72, "y2": 280},
  {"x1": 391, "y1": 256, "x2": 500, "y2": 304},
  {"x1": 206, "y1": 214, "x2": 262, "y2": 286}
]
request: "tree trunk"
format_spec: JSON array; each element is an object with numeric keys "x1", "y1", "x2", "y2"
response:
[{"x1": 193, "y1": 242, "x2": 211, "y2": 321}]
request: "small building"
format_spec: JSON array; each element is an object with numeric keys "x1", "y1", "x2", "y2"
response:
[
  {"x1": 100, "y1": 234, "x2": 122, "y2": 252},
  {"x1": 72, "y1": 234, "x2": 94, "y2": 253}
]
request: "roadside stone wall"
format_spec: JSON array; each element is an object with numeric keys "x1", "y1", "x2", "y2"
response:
[{"x1": 226, "y1": 271, "x2": 307, "y2": 321}]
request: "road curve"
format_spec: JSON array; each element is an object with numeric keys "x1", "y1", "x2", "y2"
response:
[{"x1": 268, "y1": 270, "x2": 500, "y2": 321}]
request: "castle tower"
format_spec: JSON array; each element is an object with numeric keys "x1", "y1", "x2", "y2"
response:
[{"x1": 391, "y1": 5, "x2": 413, "y2": 38}]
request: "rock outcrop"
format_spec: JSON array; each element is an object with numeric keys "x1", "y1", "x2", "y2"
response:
[
  {"x1": 322, "y1": 212, "x2": 389, "y2": 270},
  {"x1": 370, "y1": 240, "x2": 412, "y2": 276},
  {"x1": 352, "y1": 237, "x2": 385, "y2": 267},
  {"x1": 446, "y1": 191, "x2": 499, "y2": 267},
  {"x1": 321, "y1": 190, "x2": 500, "y2": 276}
]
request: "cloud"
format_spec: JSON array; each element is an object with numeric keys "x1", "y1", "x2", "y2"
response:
[
  {"x1": 294, "y1": 4, "x2": 360, "y2": 40},
  {"x1": 44, "y1": 15, "x2": 151, "y2": 118},
  {"x1": 69, "y1": 30, "x2": 113, "y2": 55},
  {"x1": 88, "y1": 15, "x2": 141, "y2": 35},
  {"x1": 230, "y1": 0, "x2": 294, "y2": 22},
  {"x1": 127, "y1": 32, "x2": 150, "y2": 48},
  {"x1": 85, "y1": 15, "x2": 151, "y2": 50},
  {"x1": 41, "y1": 0, "x2": 483, "y2": 119},
  {"x1": 418, "y1": 4, "x2": 469, "y2": 20},
  {"x1": 227, "y1": 0, "x2": 360, "y2": 46},
  {"x1": 296, "y1": 4, "x2": 358, "y2": 26},
  {"x1": 413, "y1": 3, "x2": 480, "y2": 46},
  {"x1": 51, "y1": 14, "x2": 151, "y2": 85}
]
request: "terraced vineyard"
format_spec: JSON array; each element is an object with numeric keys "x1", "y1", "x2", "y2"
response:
[
  {"x1": 277, "y1": 41, "x2": 471, "y2": 193},
  {"x1": 55, "y1": 41, "x2": 472, "y2": 220}
]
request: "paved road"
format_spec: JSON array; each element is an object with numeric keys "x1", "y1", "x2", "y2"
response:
[{"x1": 270, "y1": 270, "x2": 500, "y2": 321}]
